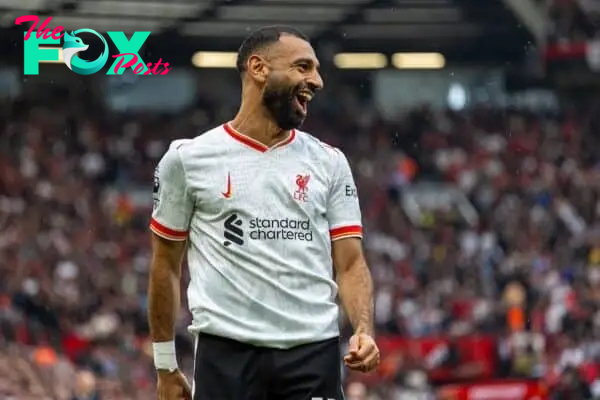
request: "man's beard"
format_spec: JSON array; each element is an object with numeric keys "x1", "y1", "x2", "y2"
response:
[{"x1": 262, "y1": 79, "x2": 306, "y2": 131}]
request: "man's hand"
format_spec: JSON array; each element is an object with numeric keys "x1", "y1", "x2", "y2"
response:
[
  {"x1": 157, "y1": 370, "x2": 192, "y2": 400},
  {"x1": 343, "y1": 332, "x2": 380, "y2": 373}
]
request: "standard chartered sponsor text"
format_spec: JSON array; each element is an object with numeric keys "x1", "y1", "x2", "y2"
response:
[{"x1": 248, "y1": 217, "x2": 313, "y2": 241}]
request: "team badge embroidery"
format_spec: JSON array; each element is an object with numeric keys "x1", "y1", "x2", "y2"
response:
[{"x1": 294, "y1": 174, "x2": 310, "y2": 202}]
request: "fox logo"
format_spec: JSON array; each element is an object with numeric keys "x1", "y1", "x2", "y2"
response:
[
  {"x1": 61, "y1": 29, "x2": 109, "y2": 75},
  {"x1": 62, "y1": 32, "x2": 89, "y2": 71}
]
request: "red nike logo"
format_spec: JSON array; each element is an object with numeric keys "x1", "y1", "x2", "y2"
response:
[{"x1": 222, "y1": 173, "x2": 232, "y2": 199}]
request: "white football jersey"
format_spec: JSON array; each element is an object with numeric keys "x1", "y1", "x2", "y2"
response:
[{"x1": 150, "y1": 122, "x2": 362, "y2": 349}]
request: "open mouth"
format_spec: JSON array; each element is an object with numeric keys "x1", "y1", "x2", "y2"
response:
[{"x1": 293, "y1": 91, "x2": 313, "y2": 115}]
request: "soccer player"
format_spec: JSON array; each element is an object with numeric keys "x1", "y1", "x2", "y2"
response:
[{"x1": 148, "y1": 25, "x2": 379, "y2": 400}]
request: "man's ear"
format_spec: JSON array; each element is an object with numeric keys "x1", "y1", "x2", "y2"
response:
[{"x1": 247, "y1": 55, "x2": 269, "y2": 84}]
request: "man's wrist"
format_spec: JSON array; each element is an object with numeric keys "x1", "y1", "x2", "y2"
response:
[
  {"x1": 355, "y1": 325, "x2": 374, "y2": 337},
  {"x1": 157, "y1": 368, "x2": 178, "y2": 375},
  {"x1": 153, "y1": 341, "x2": 178, "y2": 371}
]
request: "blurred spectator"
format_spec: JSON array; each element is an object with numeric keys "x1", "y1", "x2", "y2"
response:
[{"x1": 71, "y1": 370, "x2": 99, "y2": 400}]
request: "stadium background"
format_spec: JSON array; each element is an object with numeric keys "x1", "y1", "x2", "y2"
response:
[{"x1": 1, "y1": 0, "x2": 600, "y2": 398}]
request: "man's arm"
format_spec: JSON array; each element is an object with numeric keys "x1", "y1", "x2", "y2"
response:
[
  {"x1": 324, "y1": 148, "x2": 379, "y2": 372},
  {"x1": 332, "y1": 237, "x2": 374, "y2": 337},
  {"x1": 147, "y1": 141, "x2": 194, "y2": 375},
  {"x1": 148, "y1": 232, "x2": 193, "y2": 396},
  {"x1": 148, "y1": 234, "x2": 187, "y2": 342}
]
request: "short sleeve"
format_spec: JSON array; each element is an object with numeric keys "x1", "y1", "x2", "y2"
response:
[
  {"x1": 326, "y1": 150, "x2": 363, "y2": 241},
  {"x1": 150, "y1": 144, "x2": 193, "y2": 241}
]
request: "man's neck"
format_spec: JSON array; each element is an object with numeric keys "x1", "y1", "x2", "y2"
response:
[{"x1": 230, "y1": 104, "x2": 291, "y2": 148}]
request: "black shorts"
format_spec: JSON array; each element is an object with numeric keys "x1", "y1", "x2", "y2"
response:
[{"x1": 192, "y1": 333, "x2": 344, "y2": 400}]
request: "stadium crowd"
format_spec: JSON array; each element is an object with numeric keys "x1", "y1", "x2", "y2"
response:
[{"x1": 2, "y1": 83, "x2": 600, "y2": 399}]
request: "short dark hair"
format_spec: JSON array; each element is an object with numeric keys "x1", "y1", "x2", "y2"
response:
[{"x1": 236, "y1": 25, "x2": 310, "y2": 73}]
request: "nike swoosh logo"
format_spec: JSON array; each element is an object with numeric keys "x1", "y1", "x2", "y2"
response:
[{"x1": 222, "y1": 173, "x2": 232, "y2": 198}]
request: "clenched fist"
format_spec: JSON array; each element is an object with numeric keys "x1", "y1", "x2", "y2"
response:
[
  {"x1": 157, "y1": 369, "x2": 192, "y2": 400},
  {"x1": 343, "y1": 332, "x2": 380, "y2": 373}
]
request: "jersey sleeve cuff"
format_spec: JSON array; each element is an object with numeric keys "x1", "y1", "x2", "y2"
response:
[
  {"x1": 150, "y1": 218, "x2": 189, "y2": 241},
  {"x1": 330, "y1": 225, "x2": 362, "y2": 241}
]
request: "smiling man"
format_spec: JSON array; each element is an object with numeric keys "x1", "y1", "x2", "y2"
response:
[{"x1": 147, "y1": 25, "x2": 379, "y2": 400}]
